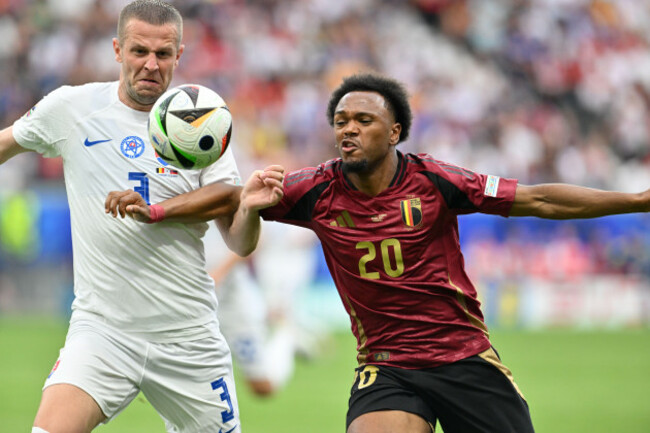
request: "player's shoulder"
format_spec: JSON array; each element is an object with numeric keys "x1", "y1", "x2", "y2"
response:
[
  {"x1": 403, "y1": 152, "x2": 476, "y2": 179},
  {"x1": 285, "y1": 157, "x2": 340, "y2": 188},
  {"x1": 16, "y1": 81, "x2": 116, "y2": 128},
  {"x1": 37, "y1": 81, "x2": 117, "y2": 118},
  {"x1": 403, "y1": 152, "x2": 446, "y2": 170},
  {"x1": 47, "y1": 81, "x2": 115, "y2": 101}
]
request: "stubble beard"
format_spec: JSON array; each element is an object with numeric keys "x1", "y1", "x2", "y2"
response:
[
  {"x1": 126, "y1": 80, "x2": 162, "y2": 107},
  {"x1": 342, "y1": 159, "x2": 369, "y2": 174}
]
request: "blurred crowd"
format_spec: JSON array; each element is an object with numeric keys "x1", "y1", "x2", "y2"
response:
[
  {"x1": 1, "y1": 0, "x2": 650, "y2": 189},
  {"x1": 1, "y1": 0, "x2": 650, "y2": 292}
]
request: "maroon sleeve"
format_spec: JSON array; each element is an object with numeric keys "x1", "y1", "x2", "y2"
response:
[
  {"x1": 259, "y1": 163, "x2": 334, "y2": 226},
  {"x1": 417, "y1": 155, "x2": 518, "y2": 217}
]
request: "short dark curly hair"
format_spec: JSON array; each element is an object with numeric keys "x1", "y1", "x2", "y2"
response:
[{"x1": 326, "y1": 73, "x2": 413, "y2": 143}]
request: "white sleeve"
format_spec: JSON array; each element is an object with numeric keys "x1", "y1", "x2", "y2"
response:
[
  {"x1": 199, "y1": 143, "x2": 241, "y2": 187},
  {"x1": 12, "y1": 86, "x2": 76, "y2": 158}
]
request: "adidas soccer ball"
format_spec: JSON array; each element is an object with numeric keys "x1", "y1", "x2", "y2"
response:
[{"x1": 148, "y1": 84, "x2": 232, "y2": 170}]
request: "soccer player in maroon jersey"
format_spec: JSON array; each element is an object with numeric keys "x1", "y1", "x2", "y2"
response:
[{"x1": 113, "y1": 73, "x2": 650, "y2": 433}]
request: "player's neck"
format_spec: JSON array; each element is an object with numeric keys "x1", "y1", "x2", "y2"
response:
[{"x1": 346, "y1": 152, "x2": 399, "y2": 197}]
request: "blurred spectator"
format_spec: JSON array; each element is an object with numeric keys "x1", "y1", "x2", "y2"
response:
[
  {"x1": 2, "y1": 0, "x2": 650, "y2": 188},
  {"x1": 1, "y1": 0, "x2": 650, "y2": 320}
]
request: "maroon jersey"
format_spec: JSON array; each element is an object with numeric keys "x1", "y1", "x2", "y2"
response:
[{"x1": 261, "y1": 152, "x2": 518, "y2": 368}]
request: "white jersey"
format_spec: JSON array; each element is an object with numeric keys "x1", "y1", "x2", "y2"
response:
[{"x1": 13, "y1": 81, "x2": 241, "y2": 342}]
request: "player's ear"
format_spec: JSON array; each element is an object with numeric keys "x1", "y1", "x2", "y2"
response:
[
  {"x1": 175, "y1": 44, "x2": 185, "y2": 66},
  {"x1": 113, "y1": 38, "x2": 123, "y2": 63},
  {"x1": 390, "y1": 123, "x2": 401, "y2": 145}
]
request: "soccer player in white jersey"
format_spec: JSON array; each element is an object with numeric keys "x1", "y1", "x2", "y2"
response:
[
  {"x1": 205, "y1": 222, "x2": 296, "y2": 397},
  {"x1": 0, "y1": 1, "x2": 283, "y2": 433}
]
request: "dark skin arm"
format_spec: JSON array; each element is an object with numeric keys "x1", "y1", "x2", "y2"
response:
[
  {"x1": 510, "y1": 183, "x2": 650, "y2": 219},
  {"x1": 104, "y1": 165, "x2": 285, "y2": 256},
  {"x1": 105, "y1": 182, "x2": 243, "y2": 224}
]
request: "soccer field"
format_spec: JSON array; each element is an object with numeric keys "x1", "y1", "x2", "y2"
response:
[{"x1": 1, "y1": 316, "x2": 649, "y2": 432}]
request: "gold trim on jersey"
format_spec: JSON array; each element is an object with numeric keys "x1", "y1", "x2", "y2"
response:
[
  {"x1": 478, "y1": 347, "x2": 526, "y2": 400},
  {"x1": 448, "y1": 274, "x2": 489, "y2": 337},
  {"x1": 343, "y1": 294, "x2": 370, "y2": 365}
]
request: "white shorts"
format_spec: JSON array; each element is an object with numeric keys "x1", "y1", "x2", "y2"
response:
[
  {"x1": 217, "y1": 262, "x2": 268, "y2": 380},
  {"x1": 44, "y1": 317, "x2": 240, "y2": 433}
]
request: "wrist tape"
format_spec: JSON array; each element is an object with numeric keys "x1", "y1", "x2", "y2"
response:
[{"x1": 147, "y1": 204, "x2": 166, "y2": 223}]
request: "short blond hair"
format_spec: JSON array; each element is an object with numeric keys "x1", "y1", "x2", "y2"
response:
[{"x1": 117, "y1": 0, "x2": 183, "y2": 48}]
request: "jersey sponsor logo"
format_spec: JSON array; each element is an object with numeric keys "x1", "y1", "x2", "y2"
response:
[
  {"x1": 400, "y1": 198, "x2": 422, "y2": 228},
  {"x1": 120, "y1": 136, "x2": 145, "y2": 159},
  {"x1": 329, "y1": 210, "x2": 356, "y2": 228},
  {"x1": 370, "y1": 213, "x2": 387, "y2": 222},
  {"x1": 84, "y1": 137, "x2": 112, "y2": 147},
  {"x1": 484, "y1": 175, "x2": 500, "y2": 197}
]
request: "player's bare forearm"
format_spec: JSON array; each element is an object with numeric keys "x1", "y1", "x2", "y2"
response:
[
  {"x1": 104, "y1": 182, "x2": 241, "y2": 223},
  {"x1": 510, "y1": 183, "x2": 650, "y2": 219},
  {"x1": 157, "y1": 182, "x2": 241, "y2": 223},
  {"x1": 104, "y1": 166, "x2": 284, "y2": 256},
  {"x1": 216, "y1": 204, "x2": 262, "y2": 257},
  {"x1": 216, "y1": 165, "x2": 285, "y2": 256}
]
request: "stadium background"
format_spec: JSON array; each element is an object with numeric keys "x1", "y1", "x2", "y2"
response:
[{"x1": 0, "y1": 0, "x2": 649, "y2": 432}]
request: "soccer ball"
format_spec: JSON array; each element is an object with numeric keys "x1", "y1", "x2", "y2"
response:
[{"x1": 148, "y1": 84, "x2": 232, "y2": 170}]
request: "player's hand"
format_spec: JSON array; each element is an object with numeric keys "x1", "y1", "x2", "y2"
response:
[
  {"x1": 104, "y1": 189, "x2": 151, "y2": 222},
  {"x1": 241, "y1": 165, "x2": 285, "y2": 212}
]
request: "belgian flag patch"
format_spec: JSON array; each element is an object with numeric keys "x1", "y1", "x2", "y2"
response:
[{"x1": 400, "y1": 198, "x2": 422, "y2": 228}]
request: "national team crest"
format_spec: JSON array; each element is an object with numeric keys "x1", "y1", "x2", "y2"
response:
[
  {"x1": 400, "y1": 198, "x2": 422, "y2": 228},
  {"x1": 120, "y1": 135, "x2": 145, "y2": 159}
]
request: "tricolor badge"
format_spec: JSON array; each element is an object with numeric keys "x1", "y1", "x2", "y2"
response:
[
  {"x1": 156, "y1": 167, "x2": 178, "y2": 175},
  {"x1": 400, "y1": 198, "x2": 422, "y2": 228}
]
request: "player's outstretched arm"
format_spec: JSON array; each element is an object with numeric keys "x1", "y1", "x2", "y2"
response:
[
  {"x1": 104, "y1": 165, "x2": 284, "y2": 255},
  {"x1": 215, "y1": 165, "x2": 285, "y2": 257},
  {"x1": 104, "y1": 182, "x2": 242, "y2": 223},
  {"x1": 0, "y1": 126, "x2": 32, "y2": 164},
  {"x1": 510, "y1": 183, "x2": 650, "y2": 219}
]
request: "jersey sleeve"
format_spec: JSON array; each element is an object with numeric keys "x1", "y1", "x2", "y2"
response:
[
  {"x1": 12, "y1": 86, "x2": 77, "y2": 158},
  {"x1": 260, "y1": 164, "x2": 332, "y2": 228},
  {"x1": 199, "y1": 144, "x2": 241, "y2": 187},
  {"x1": 418, "y1": 155, "x2": 517, "y2": 217}
]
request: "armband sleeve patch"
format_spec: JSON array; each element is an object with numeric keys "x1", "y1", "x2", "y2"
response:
[{"x1": 484, "y1": 175, "x2": 500, "y2": 198}]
